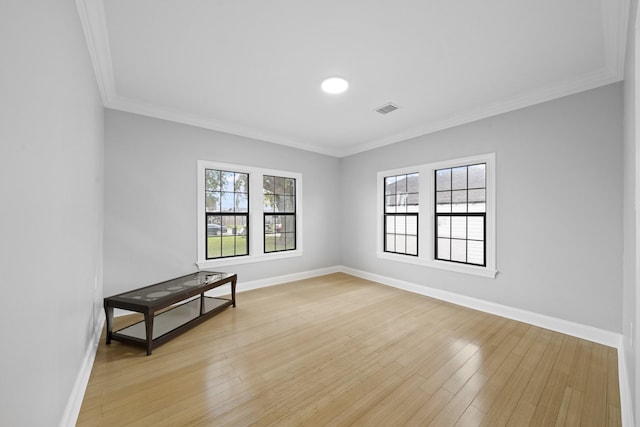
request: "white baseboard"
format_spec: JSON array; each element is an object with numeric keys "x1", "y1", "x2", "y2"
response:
[
  {"x1": 339, "y1": 265, "x2": 621, "y2": 347},
  {"x1": 73, "y1": 265, "x2": 635, "y2": 426},
  {"x1": 338, "y1": 265, "x2": 634, "y2": 427},
  {"x1": 618, "y1": 345, "x2": 636, "y2": 427},
  {"x1": 59, "y1": 313, "x2": 104, "y2": 427},
  {"x1": 204, "y1": 265, "x2": 343, "y2": 297}
]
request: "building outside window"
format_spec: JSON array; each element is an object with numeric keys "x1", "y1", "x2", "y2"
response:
[
  {"x1": 434, "y1": 163, "x2": 486, "y2": 266},
  {"x1": 383, "y1": 173, "x2": 419, "y2": 256},
  {"x1": 377, "y1": 153, "x2": 496, "y2": 278}
]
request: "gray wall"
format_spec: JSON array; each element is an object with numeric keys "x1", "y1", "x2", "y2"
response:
[
  {"x1": 623, "y1": 0, "x2": 639, "y2": 421},
  {"x1": 104, "y1": 110, "x2": 341, "y2": 295},
  {"x1": 340, "y1": 84, "x2": 623, "y2": 333},
  {"x1": 0, "y1": 1, "x2": 104, "y2": 425}
]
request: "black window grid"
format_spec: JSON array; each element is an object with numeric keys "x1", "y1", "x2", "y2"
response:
[
  {"x1": 434, "y1": 164, "x2": 487, "y2": 266},
  {"x1": 263, "y1": 175, "x2": 296, "y2": 253},
  {"x1": 383, "y1": 173, "x2": 419, "y2": 256},
  {"x1": 204, "y1": 169, "x2": 250, "y2": 260}
]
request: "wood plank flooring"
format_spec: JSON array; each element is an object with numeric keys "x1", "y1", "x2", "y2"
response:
[{"x1": 78, "y1": 273, "x2": 621, "y2": 426}]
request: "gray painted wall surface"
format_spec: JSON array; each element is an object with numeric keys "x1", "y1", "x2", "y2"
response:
[
  {"x1": 340, "y1": 84, "x2": 623, "y2": 333},
  {"x1": 0, "y1": 1, "x2": 104, "y2": 425},
  {"x1": 104, "y1": 110, "x2": 341, "y2": 295},
  {"x1": 623, "y1": 0, "x2": 639, "y2": 421}
]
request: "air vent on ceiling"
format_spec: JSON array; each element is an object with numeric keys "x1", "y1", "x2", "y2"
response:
[{"x1": 375, "y1": 102, "x2": 400, "y2": 115}]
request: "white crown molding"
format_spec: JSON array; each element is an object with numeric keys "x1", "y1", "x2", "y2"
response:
[
  {"x1": 601, "y1": 0, "x2": 631, "y2": 78},
  {"x1": 342, "y1": 66, "x2": 621, "y2": 157},
  {"x1": 76, "y1": 0, "x2": 115, "y2": 104},
  {"x1": 106, "y1": 95, "x2": 344, "y2": 158},
  {"x1": 77, "y1": 0, "x2": 630, "y2": 159}
]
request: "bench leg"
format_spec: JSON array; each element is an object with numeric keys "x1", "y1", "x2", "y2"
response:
[{"x1": 144, "y1": 312, "x2": 154, "y2": 355}]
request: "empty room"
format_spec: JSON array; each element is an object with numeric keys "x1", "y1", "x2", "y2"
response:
[{"x1": 1, "y1": 1, "x2": 639, "y2": 426}]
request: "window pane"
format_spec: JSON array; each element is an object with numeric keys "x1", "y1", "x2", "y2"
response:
[
  {"x1": 451, "y1": 239, "x2": 466, "y2": 262},
  {"x1": 406, "y1": 236, "x2": 418, "y2": 255},
  {"x1": 437, "y1": 216, "x2": 451, "y2": 238},
  {"x1": 207, "y1": 236, "x2": 221, "y2": 258},
  {"x1": 451, "y1": 217, "x2": 467, "y2": 239},
  {"x1": 206, "y1": 191, "x2": 220, "y2": 212},
  {"x1": 221, "y1": 171, "x2": 235, "y2": 191},
  {"x1": 285, "y1": 233, "x2": 296, "y2": 250},
  {"x1": 275, "y1": 176, "x2": 285, "y2": 194},
  {"x1": 235, "y1": 236, "x2": 248, "y2": 256},
  {"x1": 236, "y1": 216, "x2": 247, "y2": 236},
  {"x1": 386, "y1": 234, "x2": 395, "y2": 252},
  {"x1": 396, "y1": 176, "x2": 407, "y2": 194},
  {"x1": 285, "y1": 215, "x2": 295, "y2": 232},
  {"x1": 468, "y1": 164, "x2": 485, "y2": 189},
  {"x1": 407, "y1": 173, "x2": 419, "y2": 192},
  {"x1": 406, "y1": 216, "x2": 418, "y2": 235},
  {"x1": 235, "y1": 193, "x2": 248, "y2": 212},
  {"x1": 395, "y1": 235, "x2": 406, "y2": 253},
  {"x1": 436, "y1": 192, "x2": 451, "y2": 213},
  {"x1": 395, "y1": 197, "x2": 407, "y2": 213},
  {"x1": 407, "y1": 193, "x2": 419, "y2": 212},
  {"x1": 437, "y1": 238, "x2": 450, "y2": 260},
  {"x1": 205, "y1": 169, "x2": 221, "y2": 191},
  {"x1": 284, "y1": 195, "x2": 295, "y2": 212},
  {"x1": 386, "y1": 216, "x2": 395, "y2": 234},
  {"x1": 436, "y1": 169, "x2": 451, "y2": 191},
  {"x1": 284, "y1": 178, "x2": 295, "y2": 195},
  {"x1": 468, "y1": 217, "x2": 484, "y2": 240},
  {"x1": 395, "y1": 216, "x2": 406, "y2": 234},
  {"x1": 467, "y1": 240, "x2": 484, "y2": 265},
  {"x1": 263, "y1": 176, "x2": 274, "y2": 194},
  {"x1": 221, "y1": 192, "x2": 234, "y2": 212},
  {"x1": 235, "y1": 173, "x2": 248, "y2": 193},
  {"x1": 385, "y1": 177, "x2": 396, "y2": 196},
  {"x1": 452, "y1": 190, "x2": 467, "y2": 212},
  {"x1": 385, "y1": 195, "x2": 396, "y2": 213},
  {"x1": 452, "y1": 167, "x2": 467, "y2": 190}
]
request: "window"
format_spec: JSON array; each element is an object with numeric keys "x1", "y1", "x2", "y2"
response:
[
  {"x1": 384, "y1": 173, "x2": 419, "y2": 256},
  {"x1": 435, "y1": 164, "x2": 486, "y2": 266},
  {"x1": 204, "y1": 169, "x2": 249, "y2": 259},
  {"x1": 377, "y1": 153, "x2": 496, "y2": 278},
  {"x1": 197, "y1": 161, "x2": 302, "y2": 268},
  {"x1": 263, "y1": 175, "x2": 296, "y2": 253}
]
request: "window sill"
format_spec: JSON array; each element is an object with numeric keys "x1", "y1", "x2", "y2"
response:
[
  {"x1": 376, "y1": 251, "x2": 497, "y2": 279},
  {"x1": 197, "y1": 249, "x2": 303, "y2": 270}
]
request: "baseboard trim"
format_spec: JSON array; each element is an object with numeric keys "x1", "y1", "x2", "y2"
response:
[
  {"x1": 76, "y1": 265, "x2": 635, "y2": 426},
  {"x1": 205, "y1": 265, "x2": 343, "y2": 297},
  {"x1": 339, "y1": 266, "x2": 621, "y2": 347},
  {"x1": 618, "y1": 345, "x2": 636, "y2": 427},
  {"x1": 59, "y1": 313, "x2": 104, "y2": 427},
  {"x1": 337, "y1": 265, "x2": 634, "y2": 426}
]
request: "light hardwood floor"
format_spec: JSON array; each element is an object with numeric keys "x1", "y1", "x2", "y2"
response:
[{"x1": 78, "y1": 273, "x2": 621, "y2": 426}]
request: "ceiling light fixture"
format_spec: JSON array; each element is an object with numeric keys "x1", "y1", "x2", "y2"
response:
[{"x1": 321, "y1": 77, "x2": 349, "y2": 94}]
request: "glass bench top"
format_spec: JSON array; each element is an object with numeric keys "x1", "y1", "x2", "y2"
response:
[{"x1": 108, "y1": 271, "x2": 234, "y2": 304}]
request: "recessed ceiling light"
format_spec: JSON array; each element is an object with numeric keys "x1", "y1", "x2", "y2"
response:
[{"x1": 321, "y1": 77, "x2": 349, "y2": 94}]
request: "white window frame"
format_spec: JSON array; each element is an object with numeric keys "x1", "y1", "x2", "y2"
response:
[
  {"x1": 377, "y1": 153, "x2": 497, "y2": 278},
  {"x1": 196, "y1": 160, "x2": 303, "y2": 269}
]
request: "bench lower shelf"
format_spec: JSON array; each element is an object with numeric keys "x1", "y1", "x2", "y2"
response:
[{"x1": 110, "y1": 296, "x2": 232, "y2": 352}]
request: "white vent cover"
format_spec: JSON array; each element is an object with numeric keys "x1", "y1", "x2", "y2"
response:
[{"x1": 375, "y1": 102, "x2": 400, "y2": 115}]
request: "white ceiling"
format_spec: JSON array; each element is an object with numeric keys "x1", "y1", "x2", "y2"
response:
[{"x1": 78, "y1": 0, "x2": 629, "y2": 157}]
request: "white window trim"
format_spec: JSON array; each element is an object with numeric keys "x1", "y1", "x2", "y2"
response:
[
  {"x1": 377, "y1": 153, "x2": 497, "y2": 278},
  {"x1": 196, "y1": 160, "x2": 303, "y2": 270}
]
